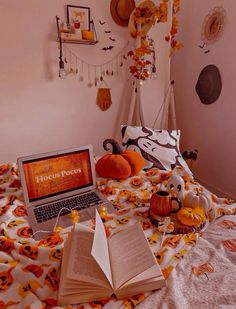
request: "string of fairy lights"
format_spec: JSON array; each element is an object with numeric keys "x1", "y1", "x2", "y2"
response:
[{"x1": 58, "y1": 41, "x2": 132, "y2": 87}]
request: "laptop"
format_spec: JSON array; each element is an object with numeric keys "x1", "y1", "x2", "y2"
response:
[{"x1": 17, "y1": 145, "x2": 116, "y2": 240}]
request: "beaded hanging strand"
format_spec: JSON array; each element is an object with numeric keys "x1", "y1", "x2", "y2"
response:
[
  {"x1": 116, "y1": 54, "x2": 119, "y2": 77},
  {"x1": 64, "y1": 46, "x2": 68, "y2": 64},
  {"x1": 95, "y1": 66, "x2": 99, "y2": 86},
  {"x1": 87, "y1": 64, "x2": 93, "y2": 88},
  {"x1": 75, "y1": 56, "x2": 78, "y2": 74},
  {"x1": 111, "y1": 61, "x2": 114, "y2": 76},
  {"x1": 69, "y1": 51, "x2": 73, "y2": 73},
  {"x1": 106, "y1": 63, "x2": 110, "y2": 76},
  {"x1": 100, "y1": 65, "x2": 103, "y2": 82},
  {"x1": 79, "y1": 61, "x2": 84, "y2": 82}
]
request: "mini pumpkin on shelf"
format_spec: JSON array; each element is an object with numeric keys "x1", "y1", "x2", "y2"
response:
[{"x1": 96, "y1": 138, "x2": 145, "y2": 180}]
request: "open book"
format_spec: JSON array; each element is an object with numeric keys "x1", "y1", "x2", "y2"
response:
[{"x1": 58, "y1": 210, "x2": 166, "y2": 305}]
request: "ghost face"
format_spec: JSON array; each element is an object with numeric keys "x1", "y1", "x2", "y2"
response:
[
  {"x1": 138, "y1": 138, "x2": 178, "y2": 170},
  {"x1": 166, "y1": 175, "x2": 185, "y2": 201},
  {"x1": 148, "y1": 130, "x2": 177, "y2": 146}
]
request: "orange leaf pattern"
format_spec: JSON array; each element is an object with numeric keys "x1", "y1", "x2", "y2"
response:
[
  {"x1": 223, "y1": 239, "x2": 236, "y2": 252},
  {"x1": 192, "y1": 263, "x2": 214, "y2": 276}
]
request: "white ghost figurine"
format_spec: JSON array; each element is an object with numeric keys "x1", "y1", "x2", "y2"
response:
[{"x1": 166, "y1": 175, "x2": 185, "y2": 202}]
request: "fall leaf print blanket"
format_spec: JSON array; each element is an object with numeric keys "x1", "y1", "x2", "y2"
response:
[{"x1": 0, "y1": 163, "x2": 235, "y2": 309}]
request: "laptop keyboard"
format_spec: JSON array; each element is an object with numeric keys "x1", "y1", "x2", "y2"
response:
[{"x1": 34, "y1": 192, "x2": 104, "y2": 223}]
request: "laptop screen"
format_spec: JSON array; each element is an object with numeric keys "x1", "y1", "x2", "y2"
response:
[{"x1": 22, "y1": 149, "x2": 93, "y2": 202}]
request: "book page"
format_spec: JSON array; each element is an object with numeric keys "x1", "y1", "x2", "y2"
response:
[
  {"x1": 108, "y1": 223, "x2": 157, "y2": 290},
  {"x1": 66, "y1": 223, "x2": 111, "y2": 289},
  {"x1": 120, "y1": 264, "x2": 165, "y2": 288},
  {"x1": 58, "y1": 232, "x2": 73, "y2": 298},
  {"x1": 115, "y1": 270, "x2": 166, "y2": 300},
  {"x1": 91, "y1": 210, "x2": 113, "y2": 287}
]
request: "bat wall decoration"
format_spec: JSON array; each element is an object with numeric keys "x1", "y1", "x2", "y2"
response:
[{"x1": 102, "y1": 46, "x2": 114, "y2": 51}]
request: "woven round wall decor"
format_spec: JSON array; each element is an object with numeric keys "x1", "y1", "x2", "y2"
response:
[{"x1": 201, "y1": 6, "x2": 226, "y2": 44}]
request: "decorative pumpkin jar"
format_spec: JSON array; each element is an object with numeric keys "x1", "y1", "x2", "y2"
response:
[
  {"x1": 96, "y1": 139, "x2": 145, "y2": 180},
  {"x1": 150, "y1": 191, "x2": 173, "y2": 217},
  {"x1": 150, "y1": 190, "x2": 181, "y2": 217}
]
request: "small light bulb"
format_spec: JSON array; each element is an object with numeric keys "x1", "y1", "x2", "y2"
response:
[
  {"x1": 99, "y1": 205, "x2": 108, "y2": 218},
  {"x1": 150, "y1": 66, "x2": 157, "y2": 80},
  {"x1": 59, "y1": 59, "x2": 67, "y2": 79},
  {"x1": 59, "y1": 68, "x2": 67, "y2": 79},
  {"x1": 150, "y1": 72, "x2": 158, "y2": 80}
]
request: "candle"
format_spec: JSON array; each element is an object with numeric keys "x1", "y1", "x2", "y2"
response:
[
  {"x1": 69, "y1": 210, "x2": 80, "y2": 223},
  {"x1": 99, "y1": 205, "x2": 108, "y2": 218},
  {"x1": 53, "y1": 226, "x2": 63, "y2": 233}
]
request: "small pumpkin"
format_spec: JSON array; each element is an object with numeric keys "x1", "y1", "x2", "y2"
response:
[
  {"x1": 183, "y1": 190, "x2": 209, "y2": 209},
  {"x1": 177, "y1": 207, "x2": 206, "y2": 227},
  {"x1": 96, "y1": 139, "x2": 145, "y2": 180},
  {"x1": 183, "y1": 190, "x2": 214, "y2": 221}
]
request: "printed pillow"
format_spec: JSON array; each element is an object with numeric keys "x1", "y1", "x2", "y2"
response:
[{"x1": 121, "y1": 125, "x2": 192, "y2": 174}]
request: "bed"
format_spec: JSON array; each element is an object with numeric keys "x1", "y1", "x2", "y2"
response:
[{"x1": 0, "y1": 127, "x2": 235, "y2": 309}]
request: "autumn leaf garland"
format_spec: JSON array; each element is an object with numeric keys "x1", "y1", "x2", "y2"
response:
[
  {"x1": 128, "y1": 0, "x2": 183, "y2": 81},
  {"x1": 165, "y1": 0, "x2": 184, "y2": 56},
  {"x1": 128, "y1": 38, "x2": 152, "y2": 81}
]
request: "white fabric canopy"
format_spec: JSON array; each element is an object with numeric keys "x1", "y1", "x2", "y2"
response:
[{"x1": 127, "y1": 80, "x2": 177, "y2": 131}]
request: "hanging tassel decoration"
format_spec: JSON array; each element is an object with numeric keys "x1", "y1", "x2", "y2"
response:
[{"x1": 96, "y1": 80, "x2": 112, "y2": 111}]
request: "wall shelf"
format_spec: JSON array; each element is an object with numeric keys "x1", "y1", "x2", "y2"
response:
[
  {"x1": 56, "y1": 16, "x2": 98, "y2": 46},
  {"x1": 60, "y1": 39, "x2": 98, "y2": 45},
  {"x1": 60, "y1": 33, "x2": 98, "y2": 45}
]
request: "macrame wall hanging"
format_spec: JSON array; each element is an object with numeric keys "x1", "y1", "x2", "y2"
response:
[{"x1": 96, "y1": 80, "x2": 112, "y2": 111}]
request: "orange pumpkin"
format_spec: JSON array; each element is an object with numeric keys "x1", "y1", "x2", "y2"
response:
[
  {"x1": 177, "y1": 207, "x2": 206, "y2": 227},
  {"x1": 17, "y1": 226, "x2": 33, "y2": 238},
  {"x1": 0, "y1": 266, "x2": 15, "y2": 291},
  {"x1": 44, "y1": 267, "x2": 59, "y2": 291},
  {"x1": 96, "y1": 139, "x2": 145, "y2": 180},
  {"x1": 23, "y1": 264, "x2": 44, "y2": 278},
  {"x1": 13, "y1": 205, "x2": 28, "y2": 217},
  {"x1": 0, "y1": 164, "x2": 10, "y2": 175},
  {"x1": 19, "y1": 244, "x2": 39, "y2": 260},
  {"x1": 38, "y1": 233, "x2": 63, "y2": 248},
  {"x1": 0, "y1": 238, "x2": 15, "y2": 254}
]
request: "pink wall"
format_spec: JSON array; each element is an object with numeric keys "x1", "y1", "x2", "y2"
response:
[
  {"x1": 171, "y1": 0, "x2": 236, "y2": 198},
  {"x1": 0, "y1": 0, "x2": 172, "y2": 164}
]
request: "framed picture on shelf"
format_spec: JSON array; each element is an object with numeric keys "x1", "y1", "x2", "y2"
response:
[{"x1": 67, "y1": 5, "x2": 91, "y2": 30}]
